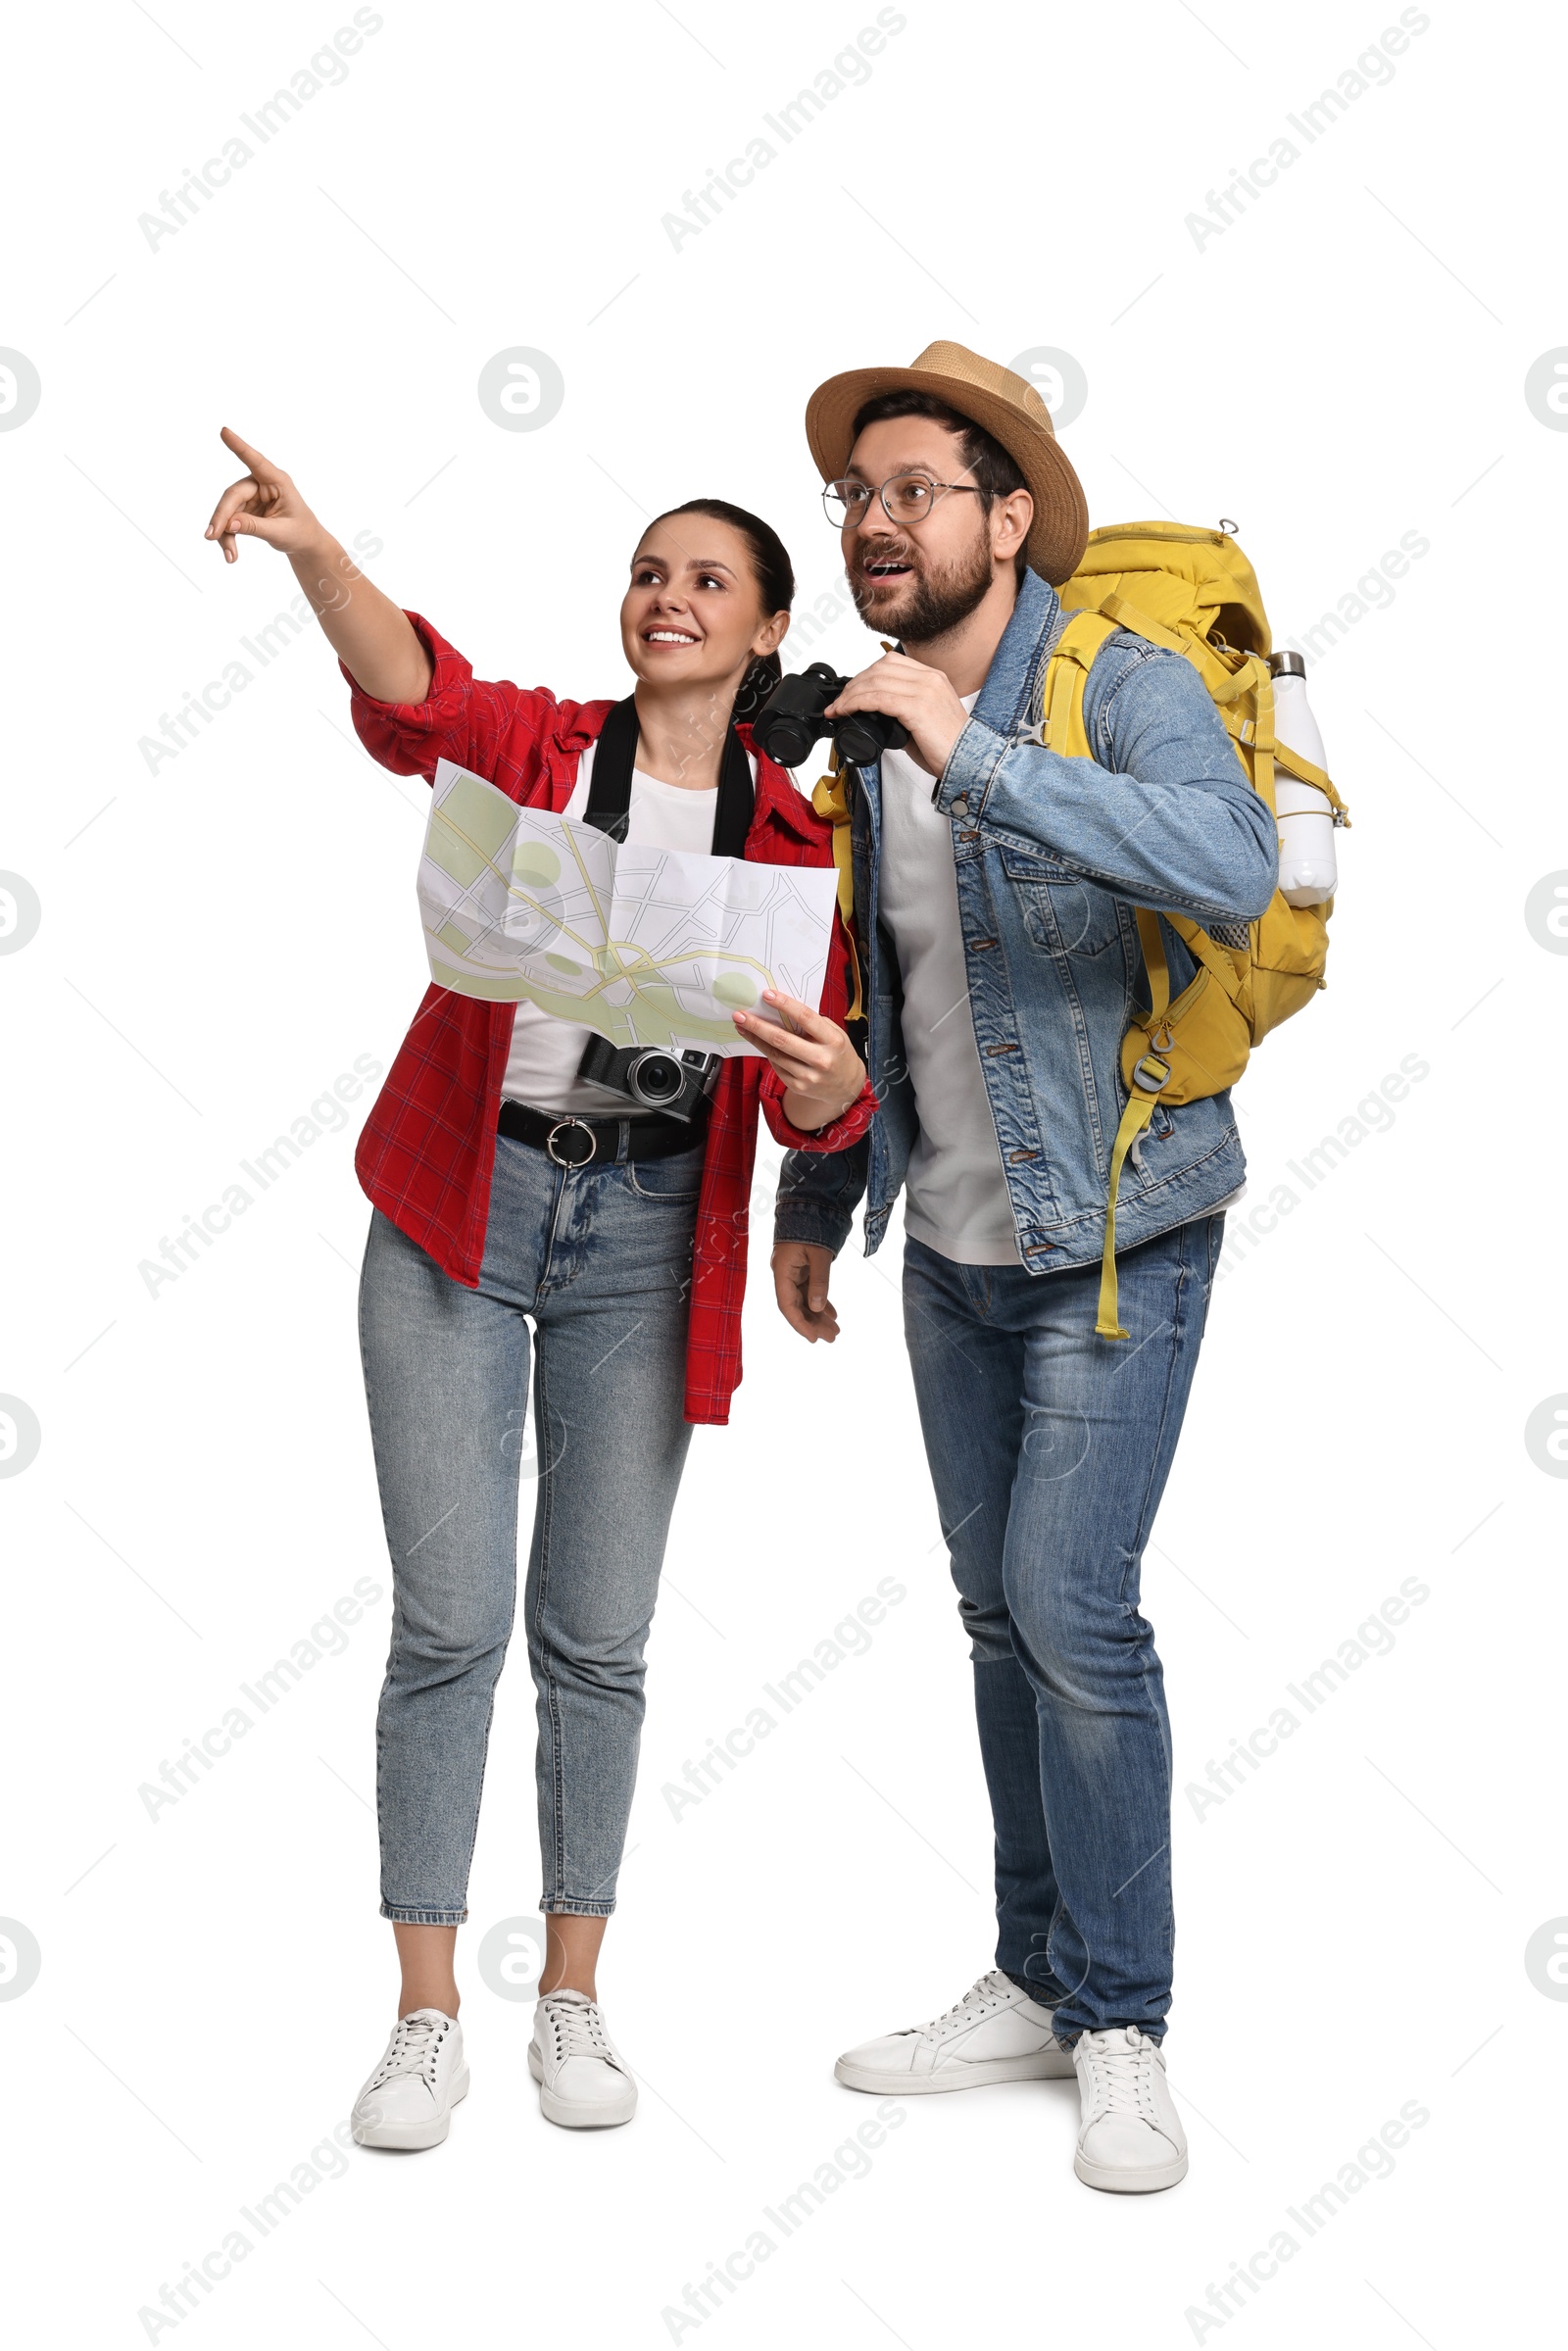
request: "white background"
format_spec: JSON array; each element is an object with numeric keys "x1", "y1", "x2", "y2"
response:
[{"x1": 2, "y1": 1, "x2": 1563, "y2": 2344}]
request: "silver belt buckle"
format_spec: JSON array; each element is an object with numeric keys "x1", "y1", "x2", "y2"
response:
[{"x1": 546, "y1": 1116, "x2": 598, "y2": 1168}]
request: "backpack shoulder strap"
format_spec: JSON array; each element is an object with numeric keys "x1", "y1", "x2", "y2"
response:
[
  {"x1": 1038, "y1": 594, "x2": 1211, "y2": 757},
  {"x1": 1039, "y1": 609, "x2": 1122, "y2": 756}
]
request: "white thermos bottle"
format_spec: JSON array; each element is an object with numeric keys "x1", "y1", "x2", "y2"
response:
[{"x1": 1267, "y1": 652, "x2": 1338, "y2": 906}]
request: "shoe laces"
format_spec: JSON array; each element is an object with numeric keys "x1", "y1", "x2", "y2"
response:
[
  {"x1": 372, "y1": 2011, "x2": 450, "y2": 2090},
  {"x1": 1079, "y1": 2025, "x2": 1160, "y2": 2119},
  {"x1": 916, "y1": 1971, "x2": 1010, "y2": 2041},
  {"x1": 541, "y1": 1992, "x2": 618, "y2": 2066}
]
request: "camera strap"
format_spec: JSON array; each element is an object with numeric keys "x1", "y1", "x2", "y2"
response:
[{"x1": 582, "y1": 697, "x2": 755, "y2": 857}]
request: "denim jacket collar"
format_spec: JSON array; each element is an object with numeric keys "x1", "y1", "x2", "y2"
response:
[{"x1": 972, "y1": 568, "x2": 1063, "y2": 741}]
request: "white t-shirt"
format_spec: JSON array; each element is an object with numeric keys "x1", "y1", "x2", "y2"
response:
[
  {"x1": 881, "y1": 707, "x2": 1249, "y2": 1256},
  {"x1": 877, "y1": 694, "x2": 1021, "y2": 1265},
  {"x1": 501, "y1": 741, "x2": 746, "y2": 1115}
]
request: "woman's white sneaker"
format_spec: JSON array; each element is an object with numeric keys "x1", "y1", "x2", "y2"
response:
[
  {"x1": 1071, "y1": 2026, "x2": 1188, "y2": 2192},
  {"x1": 351, "y1": 2007, "x2": 468, "y2": 2150},
  {"x1": 529, "y1": 1987, "x2": 637, "y2": 2129},
  {"x1": 835, "y1": 1969, "x2": 1075, "y2": 2093}
]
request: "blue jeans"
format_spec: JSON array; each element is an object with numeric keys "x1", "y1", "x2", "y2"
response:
[
  {"x1": 902, "y1": 1214, "x2": 1224, "y2": 2039},
  {"x1": 359, "y1": 1129, "x2": 703, "y2": 1924}
]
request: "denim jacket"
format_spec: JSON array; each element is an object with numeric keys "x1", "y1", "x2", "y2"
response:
[{"x1": 773, "y1": 567, "x2": 1280, "y2": 1273}]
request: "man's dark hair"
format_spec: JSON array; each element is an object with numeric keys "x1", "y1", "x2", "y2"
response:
[
  {"x1": 850, "y1": 390, "x2": 1029, "y2": 572},
  {"x1": 851, "y1": 390, "x2": 1026, "y2": 499}
]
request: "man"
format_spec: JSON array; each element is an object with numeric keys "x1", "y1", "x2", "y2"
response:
[{"x1": 770, "y1": 343, "x2": 1276, "y2": 2192}]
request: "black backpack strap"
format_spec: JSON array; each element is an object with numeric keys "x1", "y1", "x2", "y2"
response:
[{"x1": 582, "y1": 694, "x2": 755, "y2": 856}]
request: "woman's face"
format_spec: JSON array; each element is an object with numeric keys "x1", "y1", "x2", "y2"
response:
[{"x1": 619, "y1": 516, "x2": 787, "y2": 698}]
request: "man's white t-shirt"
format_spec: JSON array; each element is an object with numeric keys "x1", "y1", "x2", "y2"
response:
[
  {"x1": 500, "y1": 742, "x2": 743, "y2": 1116},
  {"x1": 877, "y1": 693, "x2": 1022, "y2": 1265}
]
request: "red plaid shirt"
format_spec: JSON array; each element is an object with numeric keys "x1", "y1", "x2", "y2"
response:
[{"x1": 346, "y1": 616, "x2": 874, "y2": 1425}]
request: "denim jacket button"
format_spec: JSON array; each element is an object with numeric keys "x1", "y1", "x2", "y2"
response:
[{"x1": 951, "y1": 797, "x2": 968, "y2": 816}]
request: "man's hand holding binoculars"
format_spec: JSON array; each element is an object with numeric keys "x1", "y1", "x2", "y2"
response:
[
  {"x1": 825, "y1": 650, "x2": 972, "y2": 780},
  {"x1": 751, "y1": 649, "x2": 970, "y2": 780}
]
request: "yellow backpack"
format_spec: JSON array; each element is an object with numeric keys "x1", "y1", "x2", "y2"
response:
[{"x1": 1043, "y1": 521, "x2": 1349, "y2": 1339}]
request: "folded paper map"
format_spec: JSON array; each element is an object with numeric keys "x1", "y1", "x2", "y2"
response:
[{"x1": 418, "y1": 759, "x2": 839, "y2": 1057}]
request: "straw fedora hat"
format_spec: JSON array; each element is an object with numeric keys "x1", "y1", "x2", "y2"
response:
[{"x1": 805, "y1": 339, "x2": 1089, "y2": 585}]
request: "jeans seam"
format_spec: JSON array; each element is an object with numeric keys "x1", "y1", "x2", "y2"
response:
[
  {"x1": 1125, "y1": 1230, "x2": 1196, "y2": 1569},
  {"x1": 531, "y1": 1323, "x2": 567, "y2": 1909},
  {"x1": 452, "y1": 1388, "x2": 524, "y2": 1919},
  {"x1": 455, "y1": 1294, "x2": 528, "y2": 1914},
  {"x1": 364, "y1": 1213, "x2": 503, "y2": 1924},
  {"x1": 1045, "y1": 1919, "x2": 1092, "y2": 2024},
  {"x1": 460, "y1": 1662, "x2": 512, "y2": 1907},
  {"x1": 1109, "y1": 1226, "x2": 1198, "y2": 1893},
  {"x1": 373, "y1": 1584, "x2": 404, "y2": 1915}
]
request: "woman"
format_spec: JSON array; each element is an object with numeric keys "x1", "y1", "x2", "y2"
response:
[{"x1": 203, "y1": 429, "x2": 872, "y2": 2147}]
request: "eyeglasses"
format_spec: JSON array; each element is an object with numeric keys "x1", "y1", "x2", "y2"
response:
[{"x1": 822, "y1": 472, "x2": 988, "y2": 529}]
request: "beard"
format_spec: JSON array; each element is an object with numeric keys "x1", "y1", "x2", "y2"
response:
[{"x1": 849, "y1": 522, "x2": 995, "y2": 644}]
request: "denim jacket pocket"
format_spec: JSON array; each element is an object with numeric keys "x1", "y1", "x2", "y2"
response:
[{"x1": 1001, "y1": 848, "x2": 1123, "y2": 958}]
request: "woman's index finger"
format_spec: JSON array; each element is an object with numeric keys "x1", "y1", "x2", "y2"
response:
[{"x1": 220, "y1": 425, "x2": 276, "y2": 477}]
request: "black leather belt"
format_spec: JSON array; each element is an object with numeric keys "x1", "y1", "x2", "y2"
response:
[{"x1": 497, "y1": 1099, "x2": 706, "y2": 1168}]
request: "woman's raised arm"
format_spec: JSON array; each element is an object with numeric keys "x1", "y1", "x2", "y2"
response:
[{"x1": 204, "y1": 425, "x2": 432, "y2": 704}]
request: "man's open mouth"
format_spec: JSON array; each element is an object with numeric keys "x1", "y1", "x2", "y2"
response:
[
  {"x1": 642, "y1": 626, "x2": 701, "y2": 645},
  {"x1": 859, "y1": 554, "x2": 916, "y2": 584}
]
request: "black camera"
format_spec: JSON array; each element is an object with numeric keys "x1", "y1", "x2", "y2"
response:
[
  {"x1": 752, "y1": 661, "x2": 909, "y2": 769},
  {"x1": 576, "y1": 1036, "x2": 721, "y2": 1123}
]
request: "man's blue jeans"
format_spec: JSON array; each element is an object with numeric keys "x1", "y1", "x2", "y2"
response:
[
  {"x1": 359, "y1": 1129, "x2": 704, "y2": 1925},
  {"x1": 902, "y1": 1213, "x2": 1224, "y2": 2040}
]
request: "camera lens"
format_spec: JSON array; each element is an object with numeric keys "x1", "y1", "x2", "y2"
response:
[{"x1": 630, "y1": 1052, "x2": 682, "y2": 1105}]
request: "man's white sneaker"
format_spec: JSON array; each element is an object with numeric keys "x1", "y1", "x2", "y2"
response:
[
  {"x1": 351, "y1": 2007, "x2": 468, "y2": 2150},
  {"x1": 835, "y1": 1969, "x2": 1075, "y2": 2094},
  {"x1": 1071, "y1": 2025, "x2": 1188, "y2": 2192},
  {"x1": 528, "y1": 1987, "x2": 637, "y2": 2129}
]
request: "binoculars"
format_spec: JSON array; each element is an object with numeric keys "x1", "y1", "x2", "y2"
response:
[{"x1": 752, "y1": 662, "x2": 909, "y2": 770}]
